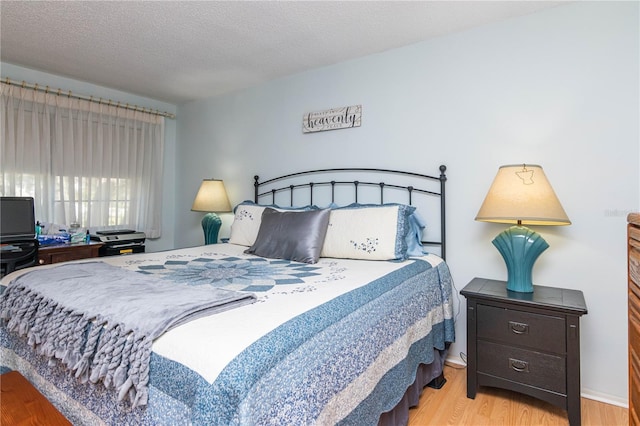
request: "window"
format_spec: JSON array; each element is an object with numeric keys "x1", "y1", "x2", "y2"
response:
[{"x1": 1, "y1": 84, "x2": 164, "y2": 237}]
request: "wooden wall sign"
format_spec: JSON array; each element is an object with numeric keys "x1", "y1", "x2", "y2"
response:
[{"x1": 302, "y1": 105, "x2": 362, "y2": 133}]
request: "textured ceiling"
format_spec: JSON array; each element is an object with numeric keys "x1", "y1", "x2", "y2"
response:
[{"x1": 1, "y1": 1, "x2": 566, "y2": 104}]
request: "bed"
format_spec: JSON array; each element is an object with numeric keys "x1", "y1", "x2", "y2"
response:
[{"x1": 0, "y1": 166, "x2": 455, "y2": 425}]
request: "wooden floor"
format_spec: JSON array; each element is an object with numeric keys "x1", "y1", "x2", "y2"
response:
[
  {"x1": 408, "y1": 364, "x2": 629, "y2": 425},
  {"x1": 0, "y1": 371, "x2": 71, "y2": 426}
]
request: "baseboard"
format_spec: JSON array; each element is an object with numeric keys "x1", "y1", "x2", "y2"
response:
[
  {"x1": 581, "y1": 389, "x2": 628, "y2": 408},
  {"x1": 444, "y1": 355, "x2": 629, "y2": 408},
  {"x1": 444, "y1": 354, "x2": 466, "y2": 368}
]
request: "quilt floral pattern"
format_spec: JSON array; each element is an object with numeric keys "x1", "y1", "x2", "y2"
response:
[{"x1": 124, "y1": 254, "x2": 340, "y2": 293}]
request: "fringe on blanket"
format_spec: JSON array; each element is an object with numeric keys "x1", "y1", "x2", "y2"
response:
[{"x1": 1, "y1": 284, "x2": 152, "y2": 408}]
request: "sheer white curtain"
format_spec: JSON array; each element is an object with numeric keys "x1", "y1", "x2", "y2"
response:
[{"x1": 0, "y1": 83, "x2": 164, "y2": 238}]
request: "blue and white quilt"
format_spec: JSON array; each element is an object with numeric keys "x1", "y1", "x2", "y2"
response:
[{"x1": 1, "y1": 243, "x2": 455, "y2": 425}]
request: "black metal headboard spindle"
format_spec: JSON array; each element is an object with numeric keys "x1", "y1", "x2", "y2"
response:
[
  {"x1": 253, "y1": 166, "x2": 447, "y2": 260},
  {"x1": 439, "y1": 165, "x2": 447, "y2": 260},
  {"x1": 254, "y1": 175, "x2": 260, "y2": 203},
  {"x1": 354, "y1": 181, "x2": 359, "y2": 203}
]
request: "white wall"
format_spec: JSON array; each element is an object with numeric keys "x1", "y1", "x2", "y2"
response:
[
  {"x1": 0, "y1": 62, "x2": 178, "y2": 252},
  {"x1": 177, "y1": 2, "x2": 639, "y2": 404}
]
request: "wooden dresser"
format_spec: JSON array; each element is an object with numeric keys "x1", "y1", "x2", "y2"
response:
[
  {"x1": 628, "y1": 213, "x2": 640, "y2": 425},
  {"x1": 37, "y1": 241, "x2": 103, "y2": 265}
]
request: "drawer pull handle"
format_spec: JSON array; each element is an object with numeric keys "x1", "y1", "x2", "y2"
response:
[
  {"x1": 509, "y1": 358, "x2": 529, "y2": 373},
  {"x1": 509, "y1": 321, "x2": 529, "y2": 335}
]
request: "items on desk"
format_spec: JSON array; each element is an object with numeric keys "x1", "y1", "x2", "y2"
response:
[
  {"x1": 37, "y1": 233, "x2": 71, "y2": 246},
  {"x1": 33, "y1": 221, "x2": 90, "y2": 245},
  {"x1": 90, "y1": 229, "x2": 146, "y2": 256},
  {"x1": 70, "y1": 230, "x2": 87, "y2": 244}
]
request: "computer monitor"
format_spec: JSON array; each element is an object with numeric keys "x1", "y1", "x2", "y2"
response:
[{"x1": 0, "y1": 197, "x2": 36, "y2": 241}]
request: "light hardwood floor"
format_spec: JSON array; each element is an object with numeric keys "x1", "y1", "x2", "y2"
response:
[{"x1": 408, "y1": 364, "x2": 629, "y2": 425}]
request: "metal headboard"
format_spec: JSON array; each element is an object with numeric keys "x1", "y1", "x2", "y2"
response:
[{"x1": 253, "y1": 166, "x2": 447, "y2": 260}]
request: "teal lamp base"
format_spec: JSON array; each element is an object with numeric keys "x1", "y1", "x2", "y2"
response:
[
  {"x1": 201, "y1": 213, "x2": 222, "y2": 245},
  {"x1": 492, "y1": 225, "x2": 549, "y2": 293}
]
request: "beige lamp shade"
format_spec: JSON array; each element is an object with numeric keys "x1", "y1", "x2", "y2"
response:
[
  {"x1": 191, "y1": 179, "x2": 232, "y2": 212},
  {"x1": 475, "y1": 164, "x2": 570, "y2": 226}
]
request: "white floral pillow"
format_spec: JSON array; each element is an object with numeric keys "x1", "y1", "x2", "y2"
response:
[
  {"x1": 320, "y1": 204, "x2": 415, "y2": 261},
  {"x1": 228, "y1": 203, "x2": 267, "y2": 246}
]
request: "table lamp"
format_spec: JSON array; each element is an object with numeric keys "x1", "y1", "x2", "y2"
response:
[
  {"x1": 191, "y1": 179, "x2": 232, "y2": 244},
  {"x1": 475, "y1": 164, "x2": 570, "y2": 293}
]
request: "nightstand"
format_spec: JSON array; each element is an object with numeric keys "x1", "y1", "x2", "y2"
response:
[{"x1": 461, "y1": 277, "x2": 587, "y2": 426}]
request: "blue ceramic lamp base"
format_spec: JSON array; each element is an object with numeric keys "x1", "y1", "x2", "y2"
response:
[
  {"x1": 201, "y1": 213, "x2": 222, "y2": 245},
  {"x1": 492, "y1": 225, "x2": 549, "y2": 293}
]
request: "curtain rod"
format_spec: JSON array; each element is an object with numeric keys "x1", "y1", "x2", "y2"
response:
[{"x1": 1, "y1": 77, "x2": 176, "y2": 119}]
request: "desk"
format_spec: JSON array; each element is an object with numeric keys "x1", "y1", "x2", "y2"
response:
[
  {"x1": 0, "y1": 239, "x2": 38, "y2": 277},
  {"x1": 38, "y1": 241, "x2": 104, "y2": 265}
]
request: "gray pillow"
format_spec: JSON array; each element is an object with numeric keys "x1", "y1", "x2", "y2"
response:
[{"x1": 244, "y1": 208, "x2": 330, "y2": 264}]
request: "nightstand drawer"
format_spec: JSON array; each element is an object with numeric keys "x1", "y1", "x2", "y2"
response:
[
  {"x1": 477, "y1": 304, "x2": 565, "y2": 353},
  {"x1": 478, "y1": 340, "x2": 566, "y2": 394}
]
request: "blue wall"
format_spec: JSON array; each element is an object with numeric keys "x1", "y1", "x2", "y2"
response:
[
  {"x1": 176, "y1": 2, "x2": 639, "y2": 404},
  {"x1": 2, "y1": 0, "x2": 638, "y2": 405}
]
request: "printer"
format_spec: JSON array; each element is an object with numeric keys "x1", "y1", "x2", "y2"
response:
[{"x1": 90, "y1": 229, "x2": 146, "y2": 256}]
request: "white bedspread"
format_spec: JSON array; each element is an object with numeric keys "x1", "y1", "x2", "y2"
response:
[
  {"x1": 1, "y1": 243, "x2": 453, "y2": 425},
  {"x1": 98, "y1": 243, "x2": 444, "y2": 384}
]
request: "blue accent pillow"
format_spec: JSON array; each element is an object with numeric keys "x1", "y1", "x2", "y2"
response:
[
  {"x1": 232, "y1": 200, "x2": 318, "y2": 213},
  {"x1": 406, "y1": 211, "x2": 427, "y2": 257}
]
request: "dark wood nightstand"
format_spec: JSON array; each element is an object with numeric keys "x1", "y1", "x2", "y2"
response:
[
  {"x1": 37, "y1": 241, "x2": 104, "y2": 265},
  {"x1": 461, "y1": 277, "x2": 588, "y2": 426}
]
